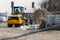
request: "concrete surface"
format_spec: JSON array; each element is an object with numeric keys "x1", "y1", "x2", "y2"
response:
[{"x1": 0, "y1": 22, "x2": 60, "y2": 40}]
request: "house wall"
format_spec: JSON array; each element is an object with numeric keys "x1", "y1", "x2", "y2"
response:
[
  {"x1": 22, "y1": 0, "x2": 49, "y2": 13},
  {"x1": 13, "y1": 0, "x2": 41, "y2": 13},
  {"x1": 0, "y1": 0, "x2": 48, "y2": 14}
]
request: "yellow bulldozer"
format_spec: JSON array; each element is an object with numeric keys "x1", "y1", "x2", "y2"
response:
[{"x1": 7, "y1": 2, "x2": 31, "y2": 27}]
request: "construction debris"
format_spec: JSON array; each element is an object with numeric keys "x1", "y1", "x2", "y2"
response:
[
  {"x1": 19, "y1": 24, "x2": 40, "y2": 30},
  {"x1": 19, "y1": 25, "x2": 30, "y2": 30},
  {"x1": 30, "y1": 9, "x2": 51, "y2": 26}
]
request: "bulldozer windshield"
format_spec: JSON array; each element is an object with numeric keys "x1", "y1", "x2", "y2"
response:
[{"x1": 13, "y1": 7, "x2": 24, "y2": 14}]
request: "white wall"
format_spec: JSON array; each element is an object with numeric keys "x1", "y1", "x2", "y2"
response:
[
  {"x1": 0, "y1": 0, "x2": 47, "y2": 14},
  {"x1": 12, "y1": 0, "x2": 41, "y2": 13},
  {"x1": 23, "y1": 0, "x2": 41, "y2": 13}
]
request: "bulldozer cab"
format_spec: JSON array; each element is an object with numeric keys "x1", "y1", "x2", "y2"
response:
[
  {"x1": 12, "y1": 7, "x2": 24, "y2": 14},
  {"x1": 11, "y1": 2, "x2": 24, "y2": 14}
]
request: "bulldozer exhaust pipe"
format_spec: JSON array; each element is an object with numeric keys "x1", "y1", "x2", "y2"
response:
[{"x1": 11, "y1": 2, "x2": 14, "y2": 14}]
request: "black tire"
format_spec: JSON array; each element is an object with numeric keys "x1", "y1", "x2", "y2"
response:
[
  {"x1": 25, "y1": 19, "x2": 28, "y2": 25},
  {"x1": 30, "y1": 19, "x2": 33, "y2": 25},
  {"x1": 25, "y1": 19, "x2": 33, "y2": 25},
  {"x1": 8, "y1": 24, "x2": 12, "y2": 27},
  {"x1": 15, "y1": 24, "x2": 20, "y2": 27}
]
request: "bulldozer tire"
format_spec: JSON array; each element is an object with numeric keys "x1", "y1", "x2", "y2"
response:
[
  {"x1": 8, "y1": 24, "x2": 12, "y2": 27},
  {"x1": 30, "y1": 19, "x2": 33, "y2": 25},
  {"x1": 15, "y1": 24, "x2": 20, "y2": 27}
]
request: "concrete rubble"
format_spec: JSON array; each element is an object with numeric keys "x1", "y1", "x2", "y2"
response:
[{"x1": 19, "y1": 24, "x2": 40, "y2": 30}]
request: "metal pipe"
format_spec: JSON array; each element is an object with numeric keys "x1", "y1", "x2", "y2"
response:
[{"x1": 11, "y1": 2, "x2": 14, "y2": 14}]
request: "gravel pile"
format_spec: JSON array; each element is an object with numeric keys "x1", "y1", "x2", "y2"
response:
[{"x1": 30, "y1": 9, "x2": 51, "y2": 24}]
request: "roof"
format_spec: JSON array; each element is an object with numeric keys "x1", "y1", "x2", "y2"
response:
[{"x1": 14, "y1": 6, "x2": 24, "y2": 8}]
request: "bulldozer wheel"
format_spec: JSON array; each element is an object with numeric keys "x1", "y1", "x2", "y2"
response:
[
  {"x1": 15, "y1": 24, "x2": 20, "y2": 27},
  {"x1": 30, "y1": 19, "x2": 33, "y2": 25},
  {"x1": 8, "y1": 24, "x2": 12, "y2": 27}
]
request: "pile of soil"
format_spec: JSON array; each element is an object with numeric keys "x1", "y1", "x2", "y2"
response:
[{"x1": 30, "y1": 9, "x2": 51, "y2": 24}]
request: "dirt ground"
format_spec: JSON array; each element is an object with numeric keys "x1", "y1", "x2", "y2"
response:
[{"x1": 0, "y1": 22, "x2": 60, "y2": 40}]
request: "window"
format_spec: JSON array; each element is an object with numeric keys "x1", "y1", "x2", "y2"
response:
[
  {"x1": 32, "y1": 2, "x2": 35, "y2": 8},
  {"x1": 25, "y1": 8, "x2": 26, "y2": 10},
  {"x1": 15, "y1": 8, "x2": 20, "y2": 13}
]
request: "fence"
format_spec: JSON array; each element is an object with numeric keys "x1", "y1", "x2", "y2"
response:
[{"x1": 45, "y1": 15, "x2": 60, "y2": 27}]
